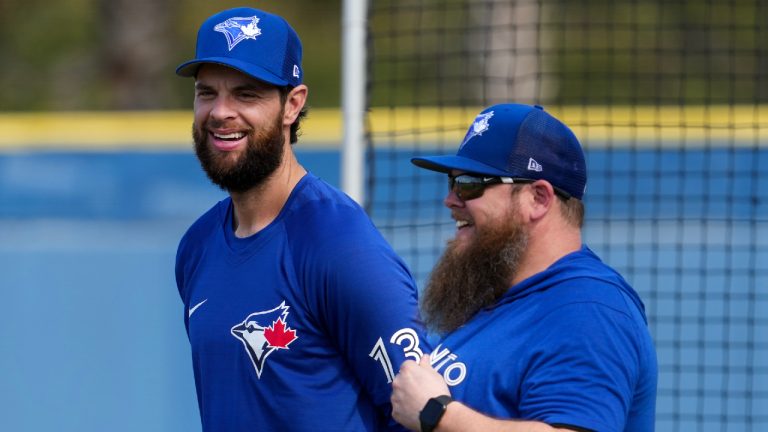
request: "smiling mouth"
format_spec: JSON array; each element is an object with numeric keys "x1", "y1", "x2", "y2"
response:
[
  {"x1": 207, "y1": 130, "x2": 248, "y2": 151},
  {"x1": 456, "y1": 220, "x2": 472, "y2": 229},
  {"x1": 212, "y1": 131, "x2": 246, "y2": 141}
]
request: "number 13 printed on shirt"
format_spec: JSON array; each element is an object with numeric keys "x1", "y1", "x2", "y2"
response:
[{"x1": 369, "y1": 327, "x2": 423, "y2": 383}]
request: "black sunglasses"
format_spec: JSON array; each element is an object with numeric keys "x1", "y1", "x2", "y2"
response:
[{"x1": 448, "y1": 174, "x2": 571, "y2": 201}]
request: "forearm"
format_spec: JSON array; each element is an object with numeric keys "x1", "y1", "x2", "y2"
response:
[
  {"x1": 390, "y1": 356, "x2": 581, "y2": 432},
  {"x1": 436, "y1": 402, "x2": 576, "y2": 432}
]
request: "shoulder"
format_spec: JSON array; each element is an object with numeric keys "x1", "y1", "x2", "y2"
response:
[
  {"x1": 280, "y1": 175, "x2": 414, "y2": 287},
  {"x1": 496, "y1": 247, "x2": 652, "y2": 351},
  {"x1": 285, "y1": 175, "x2": 367, "y2": 220},
  {"x1": 177, "y1": 198, "x2": 229, "y2": 252},
  {"x1": 175, "y1": 198, "x2": 229, "y2": 294},
  {"x1": 543, "y1": 247, "x2": 646, "y2": 317},
  {"x1": 282, "y1": 175, "x2": 386, "y2": 250},
  {"x1": 519, "y1": 250, "x2": 654, "y2": 355}
]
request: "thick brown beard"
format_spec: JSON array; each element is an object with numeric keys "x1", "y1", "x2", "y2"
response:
[
  {"x1": 192, "y1": 110, "x2": 285, "y2": 193},
  {"x1": 421, "y1": 207, "x2": 529, "y2": 335}
]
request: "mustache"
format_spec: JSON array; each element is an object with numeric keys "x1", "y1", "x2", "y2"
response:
[
  {"x1": 451, "y1": 211, "x2": 471, "y2": 222},
  {"x1": 195, "y1": 120, "x2": 254, "y2": 135}
]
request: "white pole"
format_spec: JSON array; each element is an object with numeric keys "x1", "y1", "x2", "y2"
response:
[{"x1": 341, "y1": 0, "x2": 367, "y2": 205}]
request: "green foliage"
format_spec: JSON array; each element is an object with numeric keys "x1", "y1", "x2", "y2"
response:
[
  {"x1": 1, "y1": 0, "x2": 764, "y2": 110},
  {"x1": 0, "y1": 0, "x2": 341, "y2": 110},
  {"x1": 368, "y1": 0, "x2": 768, "y2": 107},
  {"x1": 549, "y1": 0, "x2": 766, "y2": 104}
]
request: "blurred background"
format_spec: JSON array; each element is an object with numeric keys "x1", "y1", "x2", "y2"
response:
[{"x1": 1, "y1": 0, "x2": 766, "y2": 431}]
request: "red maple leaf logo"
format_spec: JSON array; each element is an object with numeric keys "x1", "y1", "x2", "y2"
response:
[{"x1": 264, "y1": 318, "x2": 298, "y2": 349}]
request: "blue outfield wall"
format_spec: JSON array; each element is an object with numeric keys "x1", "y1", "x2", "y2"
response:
[
  {"x1": 0, "y1": 149, "x2": 340, "y2": 432},
  {"x1": 2, "y1": 148, "x2": 766, "y2": 220},
  {"x1": 368, "y1": 147, "x2": 768, "y2": 221},
  {"x1": 0, "y1": 147, "x2": 766, "y2": 431},
  {"x1": 0, "y1": 150, "x2": 340, "y2": 219}
]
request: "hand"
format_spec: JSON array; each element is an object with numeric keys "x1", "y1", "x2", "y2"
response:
[{"x1": 391, "y1": 353, "x2": 451, "y2": 431}]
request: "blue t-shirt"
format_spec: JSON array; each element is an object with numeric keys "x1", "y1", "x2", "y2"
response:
[
  {"x1": 175, "y1": 174, "x2": 428, "y2": 431},
  {"x1": 430, "y1": 246, "x2": 657, "y2": 431}
]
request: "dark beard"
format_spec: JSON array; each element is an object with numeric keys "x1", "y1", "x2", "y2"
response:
[
  {"x1": 192, "y1": 113, "x2": 285, "y2": 193},
  {"x1": 421, "y1": 209, "x2": 529, "y2": 335}
]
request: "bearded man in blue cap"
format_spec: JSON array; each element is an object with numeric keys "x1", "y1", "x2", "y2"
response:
[
  {"x1": 390, "y1": 104, "x2": 657, "y2": 432},
  {"x1": 174, "y1": 8, "x2": 427, "y2": 431}
]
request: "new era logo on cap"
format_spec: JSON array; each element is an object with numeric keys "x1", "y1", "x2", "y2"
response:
[
  {"x1": 528, "y1": 158, "x2": 543, "y2": 172},
  {"x1": 176, "y1": 7, "x2": 303, "y2": 88}
]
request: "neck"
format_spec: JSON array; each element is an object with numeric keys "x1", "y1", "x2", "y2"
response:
[
  {"x1": 511, "y1": 220, "x2": 582, "y2": 286},
  {"x1": 230, "y1": 143, "x2": 306, "y2": 238}
]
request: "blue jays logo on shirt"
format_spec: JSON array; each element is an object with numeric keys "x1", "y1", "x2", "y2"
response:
[
  {"x1": 459, "y1": 111, "x2": 494, "y2": 150},
  {"x1": 214, "y1": 15, "x2": 262, "y2": 51},
  {"x1": 231, "y1": 301, "x2": 298, "y2": 378}
]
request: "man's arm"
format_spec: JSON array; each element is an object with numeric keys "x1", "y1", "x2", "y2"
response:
[
  {"x1": 297, "y1": 201, "x2": 430, "y2": 430},
  {"x1": 391, "y1": 355, "x2": 582, "y2": 432}
]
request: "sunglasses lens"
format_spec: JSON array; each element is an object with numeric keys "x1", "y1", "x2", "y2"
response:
[
  {"x1": 457, "y1": 183, "x2": 484, "y2": 200},
  {"x1": 450, "y1": 176, "x2": 486, "y2": 200}
]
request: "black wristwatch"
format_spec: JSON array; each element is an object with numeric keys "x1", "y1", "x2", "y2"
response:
[{"x1": 419, "y1": 395, "x2": 453, "y2": 432}]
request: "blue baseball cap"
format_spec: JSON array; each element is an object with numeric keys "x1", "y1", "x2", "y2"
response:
[
  {"x1": 412, "y1": 104, "x2": 587, "y2": 199},
  {"x1": 176, "y1": 7, "x2": 302, "y2": 87}
]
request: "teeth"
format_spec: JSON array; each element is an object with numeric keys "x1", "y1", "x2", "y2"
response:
[
  {"x1": 213, "y1": 132, "x2": 245, "y2": 140},
  {"x1": 456, "y1": 220, "x2": 470, "y2": 228}
]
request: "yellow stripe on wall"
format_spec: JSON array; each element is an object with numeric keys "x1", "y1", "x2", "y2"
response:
[
  {"x1": 0, "y1": 111, "x2": 193, "y2": 150},
  {"x1": 0, "y1": 109, "x2": 342, "y2": 151},
  {"x1": 1, "y1": 106, "x2": 766, "y2": 151},
  {"x1": 366, "y1": 105, "x2": 768, "y2": 147}
]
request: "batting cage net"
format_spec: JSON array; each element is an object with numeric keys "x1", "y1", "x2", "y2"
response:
[{"x1": 362, "y1": 0, "x2": 767, "y2": 430}]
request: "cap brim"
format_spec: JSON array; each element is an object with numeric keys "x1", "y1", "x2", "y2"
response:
[
  {"x1": 175, "y1": 57, "x2": 290, "y2": 87},
  {"x1": 411, "y1": 155, "x2": 511, "y2": 177}
]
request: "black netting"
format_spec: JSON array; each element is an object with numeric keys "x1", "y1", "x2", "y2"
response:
[{"x1": 365, "y1": 1, "x2": 768, "y2": 430}]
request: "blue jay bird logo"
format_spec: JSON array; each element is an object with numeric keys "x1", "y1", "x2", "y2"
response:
[
  {"x1": 459, "y1": 111, "x2": 494, "y2": 150},
  {"x1": 214, "y1": 15, "x2": 262, "y2": 51},
  {"x1": 231, "y1": 301, "x2": 298, "y2": 378}
]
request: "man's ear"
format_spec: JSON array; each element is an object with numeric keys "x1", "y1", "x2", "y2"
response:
[
  {"x1": 528, "y1": 180, "x2": 557, "y2": 221},
  {"x1": 283, "y1": 84, "x2": 308, "y2": 125}
]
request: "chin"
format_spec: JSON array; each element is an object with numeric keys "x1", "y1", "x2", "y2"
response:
[
  {"x1": 453, "y1": 227, "x2": 475, "y2": 244},
  {"x1": 447, "y1": 235, "x2": 471, "y2": 254}
]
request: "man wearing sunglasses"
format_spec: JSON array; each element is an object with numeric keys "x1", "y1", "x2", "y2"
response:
[{"x1": 390, "y1": 104, "x2": 657, "y2": 431}]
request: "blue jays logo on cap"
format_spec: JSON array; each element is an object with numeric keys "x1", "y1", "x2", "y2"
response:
[
  {"x1": 214, "y1": 16, "x2": 262, "y2": 50},
  {"x1": 460, "y1": 111, "x2": 494, "y2": 150}
]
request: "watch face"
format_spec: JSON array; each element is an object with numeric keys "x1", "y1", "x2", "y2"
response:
[{"x1": 420, "y1": 398, "x2": 447, "y2": 428}]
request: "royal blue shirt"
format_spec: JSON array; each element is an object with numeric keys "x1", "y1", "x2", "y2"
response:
[
  {"x1": 430, "y1": 246, "x2": 657, "y2": 431},
  {"x1": 176, "y1": 174, "x2": 428, "y2": 431}
]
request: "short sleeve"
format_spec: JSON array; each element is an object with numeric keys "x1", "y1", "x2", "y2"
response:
[{"x1": 519, "y1": 300, "x2": 644, "y2": 431}]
